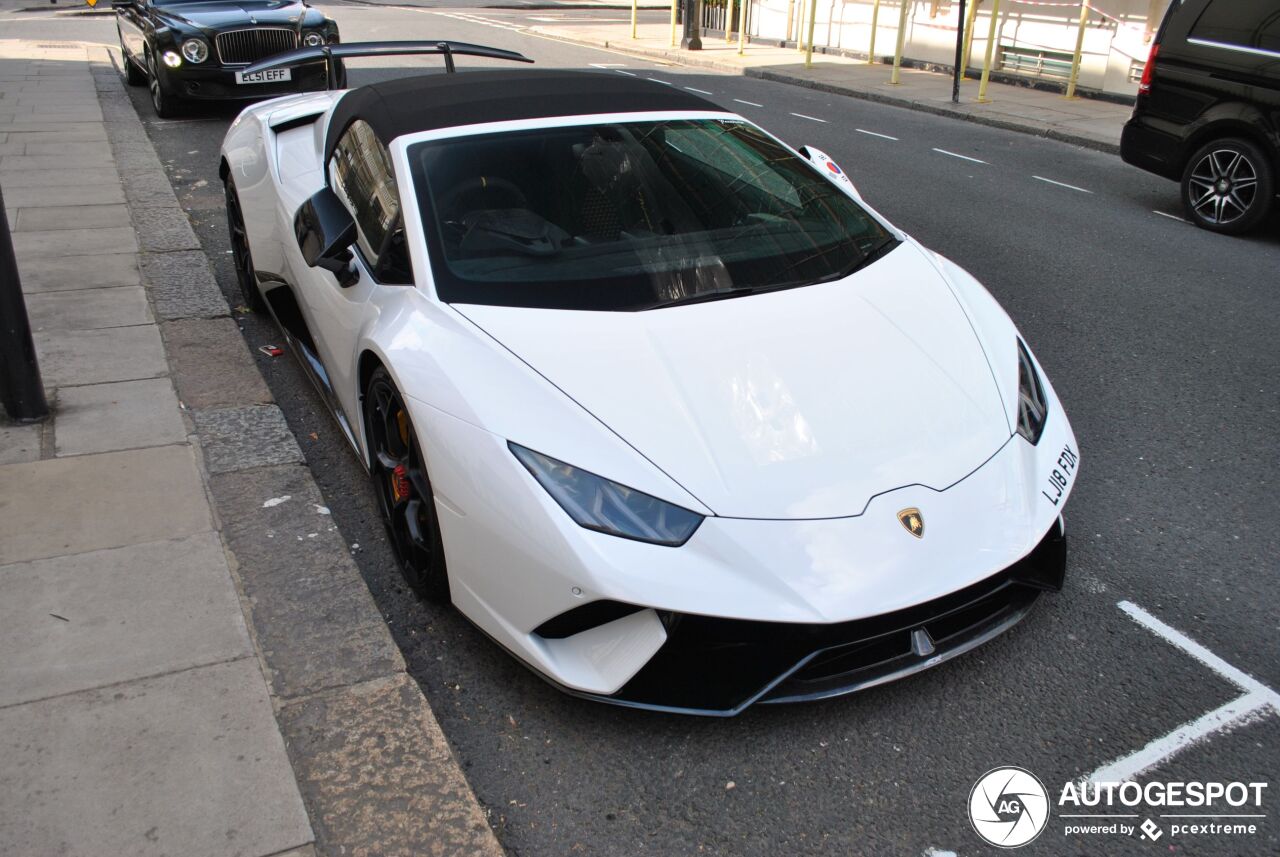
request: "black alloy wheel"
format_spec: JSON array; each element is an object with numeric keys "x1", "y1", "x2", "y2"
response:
[
  {"x1": 365, "y1": 367, "x2": 450, "y2": 601},
  {"x1": 1181, "y1": 138, "x2": 1274, "y2": 235},
  {"x1": 224, "y1": 179, "x2": 266, "y2": 311},
  {"x1": 147, "y1": 50, "x2": 178, "y2": 119},
  {"x1": 120, "y1": 32, "x2": 146, "y2": 86}
]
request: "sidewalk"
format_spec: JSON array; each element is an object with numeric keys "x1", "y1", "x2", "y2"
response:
[
  {"x1": 529, "y1": 18, "x2": 1134, "y2": 152},
  {"x1": 0, "y1": 39, "x2": 501, "y2": 857}
]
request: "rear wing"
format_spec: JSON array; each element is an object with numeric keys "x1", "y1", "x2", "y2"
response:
[{"x1": 242, "y1": 40, "x2": 535, "y2": 89}]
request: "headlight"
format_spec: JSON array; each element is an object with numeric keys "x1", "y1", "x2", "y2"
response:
[
  {"x1": 302, "y1": 31, "x2": 325, "y2": 47},
  {"x1": 180, "y1": 38, "x2": 208, "y2": 64},
  {"x1": 162, "y1": 50, "x2": 183, "y2": 68},
  {"x1": 1016, "y1": 339, "x2": 1048, "y2": 445},
  {"x1": 510, "y1": 443, "x2": 703, "y2": 546}
]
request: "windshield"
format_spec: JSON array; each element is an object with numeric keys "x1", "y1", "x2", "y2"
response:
[{"x1": 408, "y1": 118, "x2": 897, "y2": 311}]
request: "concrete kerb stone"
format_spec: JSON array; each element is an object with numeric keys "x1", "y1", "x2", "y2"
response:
[{"x1": 85, "y1": 44, "x2": 506, "y2": 856}]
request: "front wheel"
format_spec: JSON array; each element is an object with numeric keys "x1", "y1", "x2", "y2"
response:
[
  {"x1": 1181, "y1": 137, "x2": 1274, "y2": 235},
  {"x1": 365, "y1": 367, "x2": 450, "y2": 601},
  {"x1": 147, "y1": 51, "x2": 180, "y2": 119},
  {"x1": 224, "y1": 178, "x2": 265, "y2": 312}
]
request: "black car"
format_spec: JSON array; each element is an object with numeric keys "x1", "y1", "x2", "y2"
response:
[
  {"x1": 1121, "y1": 0, "x2": 1279, "y2": 234},
  {"x1": 115, "y1": 0, "x2": 343, "y2": 118}
]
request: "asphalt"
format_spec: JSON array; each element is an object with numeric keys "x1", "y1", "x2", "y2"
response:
[{"x1": 10, "y1": 2, "x2": 1280, "y2": 854}]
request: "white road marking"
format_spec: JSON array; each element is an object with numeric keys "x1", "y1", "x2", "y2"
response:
[
  {"x1": 684, "y1": 86, "x2": 714, "y2": 95},
  {"x1": 589, "y1": 63, "x2": 628, "y2": 68},
  {"x1": 734, "y1": 98, "x2": 763, "y2": 107},
  {"x1": 1084, "y1": 601, "x2": 1280, "y2": 784},
  {"x1": 856, "y1": 128, "x2": 899, "y2": 141},
  {"x1": 932, "y1": 148, "x2": 988, "y2": 164},
  {"x1": 790, "y1": 112, "x2": 828, "y2": 123},
  {"x1": 614, "y1": 69, "x2": 638, "y2": 76},
  {"x1": 647, "y1": 77, "x2": 674, "y2": 85},
  {"x1": 1153, "y1": 210, "x2": 1192, "y2": 224},
  {"x1": 1033, "y1": 175, "x2": 1093, "y2": 193}
]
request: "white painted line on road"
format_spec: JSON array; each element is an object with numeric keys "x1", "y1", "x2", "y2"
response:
[
  {"x1": 1153, "y1": 210, "x2": 1192, "y2": 224},
  {"x1": 856, "y1": 128, "x2": 899, "y2": 141},
  {"x1": 1118, "y1": 601, "x2": 1280, "y2": 705},
  {"x1": 684, "y1": 86, "x2": 714, "y2": 95},
  {"x1": 1087, "y1": 692, "x2": 1272, "y2": 784},
  {"x1": 1083, "y1": 601, "x2": 1280, "y2": 784},
  {"x1": 614, "y1": 69, "x2": 638, "y2": 76},
  {"x1": 734, "y1": 98, "x2": 763, "y2": 107},
  {"x1": 647, "y1": 77, "x2": 674, "y2": 85},
  {"x1": 932, "y1": 148, "x2": 988, "y2": 164},
  {"x1": 790, "y1": 112, "x2": 828, "y2": 123},
  {"x1": 589, "y1": 63, "x2": 628, "y2": 68},
  {"x1": 1033, "y1": 175, "x2": 1093, "y2": 193}
]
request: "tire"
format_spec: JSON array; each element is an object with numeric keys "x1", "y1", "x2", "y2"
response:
[
  {"x1": 223, "y1": 178, "x2": 266, "y2": 312},
  {"x1": 120, "y1": 32, "x2": 146, "y2": 86},
  {"x1": 1181, "y1": 137, "x2": 1274, "y2": 235},
  {"x1": 147, "y1": 50, "x2": 180, "y2": 119},
  {"x1": 364, "y1": 367, "x2": 450, "y2": 601}
]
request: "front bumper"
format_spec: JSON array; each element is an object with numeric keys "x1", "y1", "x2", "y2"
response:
[
  {"x1": 549, "y1": 519, "x2": 1064, "y2": 715},
  {"x1": 159, "y1": 60, "x2": 328, "y2": 101}
]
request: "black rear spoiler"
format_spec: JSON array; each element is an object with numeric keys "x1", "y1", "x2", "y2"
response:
[{"x1": 243, "y1": 40, "x2": 534, "y2": 89}]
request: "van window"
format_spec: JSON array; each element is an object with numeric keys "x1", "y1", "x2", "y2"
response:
[{"x1": 1190, "y1": 1, "x2": 1280, "y2": 53}]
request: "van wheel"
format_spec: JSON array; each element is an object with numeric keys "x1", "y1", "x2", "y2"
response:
[{"x1": 1181, "y1": 138, "x2": 1274, "y2": 235}]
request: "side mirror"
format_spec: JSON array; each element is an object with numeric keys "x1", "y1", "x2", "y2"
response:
[
  {"x1": 295, "y1": 187, "x2": 359, "y2": 288},
  {"x1": 799, "y1": 145, "x2": 862, "y2": 201}
]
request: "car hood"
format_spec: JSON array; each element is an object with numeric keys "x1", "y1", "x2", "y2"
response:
[
  {"x1": 455, "y1": 242, "x2": 1013, "y2": 520},
  {"x1": 156, "y1": 0, "x2": 310, "y2": 31}
]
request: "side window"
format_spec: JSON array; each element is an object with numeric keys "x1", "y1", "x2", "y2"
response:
[
  {"x1": 1189, "y1": 0, "x2": 1276, "y2": 52},
  {"x1": 328, "y1": 119, "x2": 412, "y2": 283}
]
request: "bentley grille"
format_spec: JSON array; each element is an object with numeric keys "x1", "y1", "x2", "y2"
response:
[{"x1": 215, "y1": 28, "x2": 299, "y2": 66}]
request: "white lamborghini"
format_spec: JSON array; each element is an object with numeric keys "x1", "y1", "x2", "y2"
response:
[{"x1": 220, "y1": 42, "x2": 1079, "y2": 715}]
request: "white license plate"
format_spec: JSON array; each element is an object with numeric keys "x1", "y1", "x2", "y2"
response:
[{"x1": 235, "y1": 68, "x2": 291, "y2": 85}]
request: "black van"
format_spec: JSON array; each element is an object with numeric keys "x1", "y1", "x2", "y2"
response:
[{"x1": 1120, "y1": 0, "x2": 1279, "y2": 235}]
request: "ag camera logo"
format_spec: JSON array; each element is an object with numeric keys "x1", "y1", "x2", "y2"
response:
[{"x1": 969, "y1": 767, "x2": 1051, "y2": 848}]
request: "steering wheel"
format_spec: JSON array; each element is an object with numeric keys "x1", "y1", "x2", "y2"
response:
[{"x1": 438, "y1": 176, "x2": 528, "y2": 219}]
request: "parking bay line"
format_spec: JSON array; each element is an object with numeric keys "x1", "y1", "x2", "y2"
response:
[
  {"x1": 790, "y1": 112, "x2": 828, "y2": 123},
  {"x1": 684, "y1": 86, "x2": 713, "y2": 95},
  {"x1": 734, "y1": 98, "x2": 763, "y2": 107},
  {"x1": 856, "y1": 128, "x2": 899, "y2": 141},
  {"x1": 1084, "y1": 601, "x2": 1280, "y2": 784}
]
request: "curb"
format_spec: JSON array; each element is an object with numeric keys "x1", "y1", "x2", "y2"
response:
[
  {"x1": 89, "y1": 44, "x2": 505, "y2": 857},
  {"x1": 528, "y1": 27, "x2": 1122, "y2": 155}
]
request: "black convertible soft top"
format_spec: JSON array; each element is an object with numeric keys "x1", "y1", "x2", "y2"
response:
[{"x1": 324, "y1": 69, "x2": 721, "y2": 160}]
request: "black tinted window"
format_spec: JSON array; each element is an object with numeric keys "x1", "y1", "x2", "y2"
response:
[
  {"x1": 328, "y1": 120, "x2": 411, "y2": 282},
  {"x1": 1191, "y1": 0, "x2": 1280, "y2": 51},
  {"x1": 408, "y1": 119, "x2": 895, "y2": 311}
]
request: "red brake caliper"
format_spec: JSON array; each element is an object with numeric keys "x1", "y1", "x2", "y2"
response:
[{"x1": 391, "y1": 464, "x2": 411, "y2": 504}]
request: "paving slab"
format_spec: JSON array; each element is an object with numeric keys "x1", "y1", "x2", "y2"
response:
[
  {"x1": 13, "y1": 202, "x2": 128, "y2": 230},
  {"x1": 209, "y1": 464, "x2": 404, "y2": 699},
  {"x1": 23, "y1": 285, "x2": 151, "y2": 330},
  {"x1": 0, "y1": 166, "x2": 117, "y2": 187},
  {"x1": 161, "y1": 317, "x2": 273, "y2": 409},
  {"x1": 0, "y1": 422, "x2": 41, "y2": 465},
  {"x1": 0, "y1": 444, "x2": 210, "y2": 565},
  {"x1": 4, "y1": 127, "x2": 109, "y2": 144},
  {"x1": 54, "y1": 377, "x2": 186, "y2": 457},
  {"x1": 34, "y1": 323, "x2": 167, "y2": 387},
  {"x1": 120, "y1": 167, "x2": 183, "y2": 206},
  {"x1": 0, "y1": 532, "x2": 253, "y2": 707},
  {"x1": 11, "y1": 225, "x2": 136, "y2": 258},
  {"x1": 17, "y1": 250, "x2": 137, "y2": 291},
  {"x1": 2, "y1": 182, "x2": 123, "y2": 209},
  {"x1": 192, "y1": 405, "x2": 304, "y2": 473},
  {"x1": 279, "y1": 673, "x2": 504, "y2": 857},
  {"x1": 0, "y1": 658, "x2": 314, "y2": 857},
  {"x1": 0, "y1": 151, "x2": 111, "y2": 170}
]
